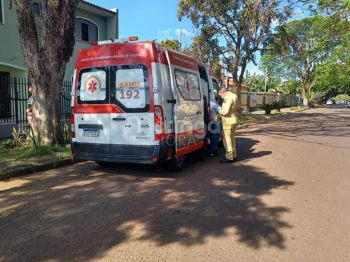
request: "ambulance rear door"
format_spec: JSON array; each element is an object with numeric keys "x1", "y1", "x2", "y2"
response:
[
  {"x1": 74, "y1": 64, "x2": 111, "y2": 155},
  {"x1": 165, "y1": 49, "x2": 205, "y2": 157},
  {"x1": 109, "y1": 63, "x2": 154, "y2": 156}
]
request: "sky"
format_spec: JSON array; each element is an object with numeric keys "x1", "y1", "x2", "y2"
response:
[
  {"x1": 86, "y1": 0, "x2": 195, "y2": 46},
  {"x1": 85, "y1": 0, "x2": 308, "y2": 75}
]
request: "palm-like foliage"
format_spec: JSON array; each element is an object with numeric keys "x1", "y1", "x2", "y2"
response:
[
  {"x1": 260, "y1": 102, "x2": 276, "y2": 115},
  {"x1": 274, "y1": 100, "x2": 288, "y2": 112}
]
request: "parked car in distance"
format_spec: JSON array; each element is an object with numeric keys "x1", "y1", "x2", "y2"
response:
[{"x1": 326, "y1": 99, "x2": 335, "y2": 105}]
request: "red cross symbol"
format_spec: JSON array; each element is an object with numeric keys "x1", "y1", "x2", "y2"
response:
[{"x1": 88, "y1": 80, "x2": 98, "y2": 93}]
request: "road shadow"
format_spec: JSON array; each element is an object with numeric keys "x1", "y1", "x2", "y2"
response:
[
  {"x1": 236, "y1": 137, "x2": 272, "y2": 161},
  {"x1": 238, "y1": 106, "x2": 350, "y2": 148},
  {"x1": 0, "y1": 145, "x2": 293, "y2": 262},
  {"x1": 91, "y1": 136, "x2": 271, "y2": 176}
]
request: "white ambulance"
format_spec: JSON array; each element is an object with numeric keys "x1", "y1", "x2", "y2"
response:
[{"x1": 71, "y1": 37, "x2": 221, "y2": 171}]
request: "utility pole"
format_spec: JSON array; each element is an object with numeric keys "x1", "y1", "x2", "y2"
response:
[
  {"x1": 264, "y1": 67, "x2": 268, "y2": 93},
  {"x1": 179, "y1": 30, "x2": 183, "y2": 52},
  {"x1": 226, "y1": 58, "x2": 230, "y2": 89},
  {"x1": 220, "y1": 64, "x2": 225, "y2": 87}
]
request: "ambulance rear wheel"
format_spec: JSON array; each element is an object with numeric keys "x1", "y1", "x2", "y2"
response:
[{"x1": 166, "y1": 155, "x2": 186, "y2": 172}]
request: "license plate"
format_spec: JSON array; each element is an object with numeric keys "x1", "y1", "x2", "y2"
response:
[{"x1": 82, "y1": 129, "x2": 99, "y2": 137}]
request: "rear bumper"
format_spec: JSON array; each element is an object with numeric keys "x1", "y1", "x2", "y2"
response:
[{"x1": 71, "y1": 142, "x2": 169, "y2": 165}]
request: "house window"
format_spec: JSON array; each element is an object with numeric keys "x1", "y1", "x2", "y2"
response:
[
  {"x1": 82, "y1": 23, "x2": 89, "y2": 42},
  {"x1": 32, "y1": 2, "x2": 41, "y2": 17},
  {"x1": 75, "y1": 18, "x2": 98, "y2": 42},
  {"x1": 0, "y1": 0, "x2": 4, "y2": 24}
]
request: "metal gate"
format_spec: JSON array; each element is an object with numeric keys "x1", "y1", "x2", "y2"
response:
[
  {"x1": 0, "y1": 76, "x2": 72, "y2": 129},
  {"x1": 0, "y1": 74, "x2": 11, "y2": 119}
]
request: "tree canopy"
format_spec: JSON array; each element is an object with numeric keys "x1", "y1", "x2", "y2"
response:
[
  {"x1": 243, "y1": 71, "x2": 287, "y2": 93},
  {"x1": 158, "y1": 39, "x2": 181, "y2": 51},
  {"x1": 177, "y1": 0, "x2": 295, "y2": 101},
  {"x1": 260, "y1": 3, "x2": 350, "y2": 103}
]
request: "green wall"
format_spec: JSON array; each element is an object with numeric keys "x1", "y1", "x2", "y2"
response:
[
  {"x1": 0, "y1": 0, "x2": 26, "y2": 72},
  {"x1": 0, "y1": 64, "x2": 27, "y2": 79},
  {"x1": 0, "y1": 1, "x2": 117, "y2": 82},
  {"x1": 64, "y1": 9, "x2": 109, "y2": 82},
  {"x1": 76, "y1": 9, "x2": 108, "y2": 40}
]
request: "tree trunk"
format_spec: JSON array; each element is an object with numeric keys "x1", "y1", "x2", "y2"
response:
[
  {"x1": 302, "y1": 87, "x2": 309, "y2": 107},
  {"x1": 231, "y1": 78, "x2": 242, "y2": 116},
  {"x1": 14, "y1": 0, "x2": 80, "y2": 144},
  {"x1": 233, "y1": 81, "x2": 242, "y2": 104},
  {"x1": 32, "y1": 71, "x2": 64, "y2": 145}
]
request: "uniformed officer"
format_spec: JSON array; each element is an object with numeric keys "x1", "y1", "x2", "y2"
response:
[{"x1": 218, "y1": 87, "x2": 239, "y2": 163}]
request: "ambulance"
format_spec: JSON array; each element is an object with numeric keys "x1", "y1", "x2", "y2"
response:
[{"x1": 70, "y1": 36, "x2": 221, "y2": 171}]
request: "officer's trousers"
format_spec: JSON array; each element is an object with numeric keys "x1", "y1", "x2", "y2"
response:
[{"x1": 223, "y1": 123, "x2": 237, "y2": 160}]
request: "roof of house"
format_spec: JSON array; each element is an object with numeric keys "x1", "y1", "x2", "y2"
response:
[
  {"x1": 228, "y1": 79, "x2": 250, "y2": 89},
  {"x1": 80, "y1": 0, "x2": 117, "y2": 14}
]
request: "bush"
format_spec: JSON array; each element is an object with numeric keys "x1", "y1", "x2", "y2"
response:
[
  {"x1": 25, "y1": 126, "x2": 42, "y2": 149},
  {"x1": 260, "y1": 102, "x2": 276, "y2": 115},
  {"x1": 274, "y1": 100, "x2": 288, "y2": 112},
  {"x1": 1, "y1": 139, "x2": 16, "y2": 150},
  {"x1": 308, "y1": 100, "x2": 316, "y2": 107},
  {"x1": 55, "y1": 122, "x2": 71, "y2": 146}
]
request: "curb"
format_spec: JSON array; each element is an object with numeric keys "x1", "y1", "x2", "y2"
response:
[{"x1": 0, "y1": 158, "x2": 84, "y2": 182}]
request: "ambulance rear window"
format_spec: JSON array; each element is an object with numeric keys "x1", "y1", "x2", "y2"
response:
[
  {"x1": 174, "y1": 69, "x2": 201, "y2": 101},
  {"x1": 212, "y1": 78, "x2": 219, "y2": 98},
  {"x1": 110, "y1": 64, "x2": 150, "y2": 113},
  {"x1": 77, "y1": 67, "x2": 108, "y2": 104}
]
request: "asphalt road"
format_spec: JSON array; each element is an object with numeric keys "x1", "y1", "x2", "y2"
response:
[{"x1": 1, "y1": 105, "x2": 350, "y2": 262}]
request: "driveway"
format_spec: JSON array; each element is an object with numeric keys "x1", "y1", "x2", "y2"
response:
[{"x1": 1, "y1": 105, "x2": 350, "y2": 261}]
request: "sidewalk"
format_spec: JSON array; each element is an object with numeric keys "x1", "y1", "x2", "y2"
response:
[
  {"x1": 0, "y1": 158, "x2": 82, "y2": 181},
  {"x1": 0, "y1": 139, "x2": 82, "y2": 181},
  {"x1": 1, "y1": 107, "x2": 311, "y2": 182},
  {"x1": 248, "y1": 107, "x2": 309, "y2": 115}
]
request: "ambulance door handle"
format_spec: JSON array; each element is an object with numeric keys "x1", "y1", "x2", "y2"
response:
[
  {"x1": 113, "y1": 117, "x2": 126, "y2": 121},
  {"x1": 197, "y1": 110, "x2": 202, "y2": 114}
]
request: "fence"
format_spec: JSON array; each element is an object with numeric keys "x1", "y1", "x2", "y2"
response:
[
  {"x1": 240, "y1": 91, "x2": 303, "y2": 111},
  {"x1": 1, "y1": 77, "x2": 303, "y2": 128},
  {"x1": 0, "y1": 76, "x2": 72, "y2": 129}
]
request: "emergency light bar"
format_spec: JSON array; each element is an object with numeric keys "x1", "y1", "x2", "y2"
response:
[{"x1": 91, "y1": 36, "x2": 138, "y2": 46}]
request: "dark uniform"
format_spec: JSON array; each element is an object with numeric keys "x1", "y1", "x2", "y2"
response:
[{"x1": 218, "y1": 91, "x2": 239, "y2": 160}]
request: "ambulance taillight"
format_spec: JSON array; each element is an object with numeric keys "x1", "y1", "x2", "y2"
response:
[
  {"x1": 70, "y1": 110, "x2": 76, "y2": 139},
  {"x1": 154, "y1": 106, "x2": 165, "y2": 140}
]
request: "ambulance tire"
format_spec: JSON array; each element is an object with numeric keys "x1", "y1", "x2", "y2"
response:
[
  {"x1": 165, "y1": 154, "x2": 187, "y2": 172},
  {"x1": 95, "y1": 161, "x2": 111, "y2": 166}
]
